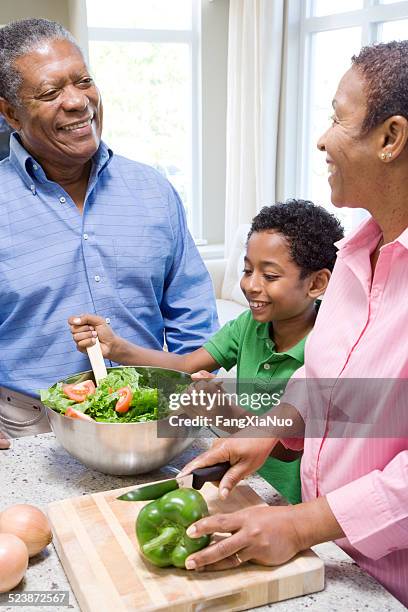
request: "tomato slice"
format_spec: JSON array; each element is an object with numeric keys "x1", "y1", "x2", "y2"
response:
[
  {"x1": 62, "y1": 380, "x2": 96, "y2": 403},
  {"x1": 115, "y1": 386, "x2": 133, "y2": 413},
  {"x1": 65, "y1": 407, "x2": 93, "y2": 421}
]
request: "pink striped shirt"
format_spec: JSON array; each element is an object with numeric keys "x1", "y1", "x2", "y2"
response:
[{"x1": 283, "y1": 217, "x2": 408, "y2": 605}]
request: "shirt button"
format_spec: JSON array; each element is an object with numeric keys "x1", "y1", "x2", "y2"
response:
[
  {"x1": 264, "y1": 363, "x2": 271, "y2": 370},
  {"x1": 94, "y1": 275, "x2": 101, "y2": 282},
  {"x1": 105, "y1": 317, "x2": 111, "y2": 324},
  {"x1": 371, "y1": 288, "x2": 380, "y2": 298},
  {"x1": 30, "y1": 184, "x2": 36, "y2": 194},
  {"x1": 33, "y1": 164, "x2": 38, "y2": 170},
  {"x1": 59, "y1": 196, "x2": 66, "y2": 203},
  {"x1": 83, "y1": 233, "x2": 89, "y2": 240}
]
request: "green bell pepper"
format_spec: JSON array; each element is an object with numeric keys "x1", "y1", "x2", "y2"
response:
[{"x1": 136, "y1": 488, "x2": 211, "y2": 568}]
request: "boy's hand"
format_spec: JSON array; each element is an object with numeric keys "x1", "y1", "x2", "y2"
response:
[
  {"x1": 191, "y1": 370, "x2": 216, "y2": 380},
  {"x1": 185, "y1": 373, "x2": 227, "y2": 418},
  {"x1": 68, "y1": 314, "x2": 118, "y2": 359},
  {"x1": 189, "y1": 372, "x2": 226, "y2": 396}
]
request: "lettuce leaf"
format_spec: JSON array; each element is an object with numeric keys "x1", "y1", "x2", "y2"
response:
[{"x1": 40, "y1": 367, "x2": 167, "y2": 423}]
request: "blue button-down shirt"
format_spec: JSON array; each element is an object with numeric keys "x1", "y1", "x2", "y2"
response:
[{"x1": 0, "y1": 134, "x2": 218, "y2": 396}]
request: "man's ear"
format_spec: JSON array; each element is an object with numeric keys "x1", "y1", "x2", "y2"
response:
[
  {"x1": 307, "y1": 268, "x2": 331, "y2": 299},
  {"x1": 0, "y1": 98, "x2": 21, "y2": 131}
]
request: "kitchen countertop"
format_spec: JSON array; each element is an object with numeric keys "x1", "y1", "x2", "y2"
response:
[{"x1": 0, "y1": 433, "x2": 405, "y2": 612}]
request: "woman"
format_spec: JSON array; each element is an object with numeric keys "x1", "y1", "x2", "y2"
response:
[{"x1": 179, "y1": 40, "x2": 408, "y2": 606}]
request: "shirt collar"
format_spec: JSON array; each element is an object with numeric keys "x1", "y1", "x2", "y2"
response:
[
  {"x1": 256, "y1": 321, "x2": 307, "y2": 363},
  {"x1": 335, "y1": 216, "x2": 381, "y2": 253},
  {"x1": 275, "y1": 334, "x2": 307, "y2": 363},
  {"x1": 91, "y1": 140, "x2": 113, "y2": 175},
  {"x1": 8, "y1": 132, "x2": 113, "y2": 187},
  {"x1": 335, "y1": 215, "x2": 408, "y2": 254},
  {"x1": 396, "y1": 226, "x2": 408, "y2": 250},
  {"x1": 255, "y1": 322, "x2": 270, "y2": 340},
  {"x1": 9, "y1": 132, "x2": 37, "y2": 188}
]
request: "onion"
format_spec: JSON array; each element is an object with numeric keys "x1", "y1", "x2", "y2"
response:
[
  {"x1": 0, "y1": 533, "x2": 28, "y2": 592},
  {"x1": 0, "y1": 504, "x2": 52, "y2": 557}
]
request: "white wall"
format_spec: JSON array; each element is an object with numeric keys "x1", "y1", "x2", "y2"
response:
[
  {"x1": 0, "y1": 0, "x2": 70, "y2": 28},
  {"x1": 0, "y1": 0, "x2": 89, "y2": 58}
]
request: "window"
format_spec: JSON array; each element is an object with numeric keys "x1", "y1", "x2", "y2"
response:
[
  {"x1": 86, "y1": 0, "x2": 201, "y2": 237},
  {"x1": 287, "y1": 0, "x2": 408, "y2": 232}
]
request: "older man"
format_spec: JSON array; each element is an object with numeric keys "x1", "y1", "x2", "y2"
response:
[{"x1": 0, "y1": 18, "x2": 218, "y2": 440}]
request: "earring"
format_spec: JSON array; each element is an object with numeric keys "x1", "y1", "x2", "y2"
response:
[{"x1": 380, "y1": 151, "x2": 392, "y2": 160}]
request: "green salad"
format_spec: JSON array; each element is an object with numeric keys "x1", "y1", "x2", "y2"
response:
[{"x1": 40, "y1": 367, "x2": 170, "y2": 423}]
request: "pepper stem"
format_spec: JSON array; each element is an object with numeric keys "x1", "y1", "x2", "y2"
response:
[{"x1": 142, "y1": 526, "x2": 178, "y2": 554}]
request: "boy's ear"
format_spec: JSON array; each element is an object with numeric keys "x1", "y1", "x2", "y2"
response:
[
  {"x1": 307, "y1": 269, "x2": 331, "y2": 298},
  {"x1": 0, "y1": 98, "x2": 21, "y2": 131}
]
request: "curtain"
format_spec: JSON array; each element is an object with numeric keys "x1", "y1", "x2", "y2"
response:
[{"x1": 224, "y1": 0, "x2": 285, "y2": 253}]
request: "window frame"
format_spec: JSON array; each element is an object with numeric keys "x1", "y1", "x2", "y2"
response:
[
  {"x1": 283, "y1": 0, "x2": 408, "y2": 215},
  {"x1": 87, "y1": 0, "x2": 203, "y2": 238}
]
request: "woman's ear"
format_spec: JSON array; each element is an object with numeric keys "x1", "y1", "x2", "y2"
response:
[
  {"x1": 0, "y1": 98, "x2": 21, "y2": 131},
  {"x1": 378, "y1": 115, "x2": 408, "y2": 161},
  {"x1": 307, "y1": 269, "x2": 331, "y2": 299}
]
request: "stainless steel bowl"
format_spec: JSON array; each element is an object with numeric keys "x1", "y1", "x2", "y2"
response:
[{"x1": 44, "y1": 366, "x2": 195, "y2": 475}]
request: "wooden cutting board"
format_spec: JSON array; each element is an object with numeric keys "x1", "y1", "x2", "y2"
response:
[{"x1": 48, "y1": 481, "x2": 324, "y2": 612}]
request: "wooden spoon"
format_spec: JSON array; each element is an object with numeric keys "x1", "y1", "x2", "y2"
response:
[{"x1": 86, "y1": 338, "x2": 108, "y2": 385}]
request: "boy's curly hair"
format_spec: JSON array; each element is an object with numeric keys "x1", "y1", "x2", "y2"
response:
[{"x1": 248, "y1": 199, "x2": 344, "y2": 278}]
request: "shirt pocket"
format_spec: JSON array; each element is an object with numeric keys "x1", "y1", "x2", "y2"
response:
[{"x1": 113, "y1": 240, "x2": 168, "y2": 308}]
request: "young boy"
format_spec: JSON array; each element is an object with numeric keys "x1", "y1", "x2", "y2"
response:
[{"x1": 69, "y1": 199, "x2": 343, "y2": 504}]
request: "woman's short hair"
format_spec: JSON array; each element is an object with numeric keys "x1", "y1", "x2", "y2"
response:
[{"x1": 352, "y1": 40, "x2": 408, "y2": 133}]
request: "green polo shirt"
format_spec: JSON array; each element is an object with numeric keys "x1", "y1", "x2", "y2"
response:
[{"x1": 204, "y1": 309, "x2": 305, "y2": 504}]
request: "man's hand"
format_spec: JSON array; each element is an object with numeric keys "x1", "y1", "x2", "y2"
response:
[
  {"x1": 179, "y1": 435, "x2": 278, "y2": 499},
  {"x1": 68, "y1": 314, "x2": 118, "y2": 359},
  {"x1": 0, "y1": 430, "x2": 10, "y2": 450},
  {"x1": 184, "y1": 497, "x2": 345, "y2": 571}
]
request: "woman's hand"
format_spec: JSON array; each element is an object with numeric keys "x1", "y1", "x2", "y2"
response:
[
  {"x1": 184, "y1": 497, "x2": 344, "y2": 571},
  {"x1": 184, "y1": 505, "x2": 302, "y2": 570},
  {"x1": 68, "y1": 314, "x2": 118, "y2": 359},
  {"x1": 179, "y1": 435, "x2": 278, "y2": 499}
]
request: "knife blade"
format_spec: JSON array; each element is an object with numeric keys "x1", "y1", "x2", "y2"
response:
[{"x1": 117, "y1": 461, "x2": 231, "y2": 501}]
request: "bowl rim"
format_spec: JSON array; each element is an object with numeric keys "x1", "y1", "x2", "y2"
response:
[{"x1": 44, "y1": 365, "x2": 192, "y2": 426}]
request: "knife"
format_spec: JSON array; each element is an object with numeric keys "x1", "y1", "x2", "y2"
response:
[{"x1": 117, "y1": 462, "x2": 231, "y2": 501}]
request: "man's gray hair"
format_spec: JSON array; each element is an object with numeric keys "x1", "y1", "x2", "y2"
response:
[{"x1": 0, "y1": 18, "x2": 81, "y2": 107}]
